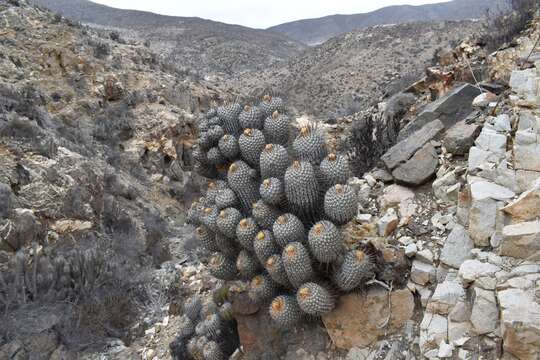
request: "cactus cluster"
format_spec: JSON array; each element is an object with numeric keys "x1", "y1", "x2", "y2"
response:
[
  {"x1": 170, "y1": 295, "x2": 239, "y2": 360},
  {"x1": 188, "y1": 96, "x2": 383, "y2": 328}
]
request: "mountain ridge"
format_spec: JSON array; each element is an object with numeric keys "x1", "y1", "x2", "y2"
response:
[{"x1": 268, "y1": 0, "x2": 510, "y2": 45}]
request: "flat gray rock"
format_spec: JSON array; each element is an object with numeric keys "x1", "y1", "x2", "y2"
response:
[
  {"x1": 382, "y1": 119, "x2": 444, "y2": 170},
  {"x1": 443, "y1": 121, "x2": 481, "y2": 155},
  {"x1": 391, "y1": 143, "x2": 439, "y2": 186},
  {"x1": 440, "y1": 224, "x2": 474, "y2": 269}
]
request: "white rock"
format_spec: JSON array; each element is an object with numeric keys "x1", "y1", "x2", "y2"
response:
[
  {"x1": 420, "y1": 313, "x2": 448, "y2": 353},
  {"x1": 377, "y1": 208, "x2": 399, "y2": 236},
  {"x1": 427, "y1": 280, "x2": 466, "y2": 315},
  {"x1": 405, "y1": 243, "x2": 418, "y2": 257},
  {"x1": 416, "y1": 249, "x2": 434, "y2": 264},
  {"x1": 474, "y1": 128, "x2": 507, "y2": 155},
  {"x1": 458, "y1": 260, "x2": 500, "y2": 284},
  {"x1": 440, "y1": 224, "x2": 474, "y2": 269},
  {"x1": 468, "y1": 197, "x2": 499, "y2": 247},
  {"x1": 411, "y1": 260, "x2": 436, "y2": 286},
  {"x1": 470, "y1": 181, "x2": 515, "y2": 201},
  {"x1": 470, "y1": 288, "x2": 498, "y2": 335},
  {"x1": 438, "y1": 341, "x2": 454, "y2": 358},
  {"x1": 499, "y1": 220, "x2": 540, "y2": 261}
]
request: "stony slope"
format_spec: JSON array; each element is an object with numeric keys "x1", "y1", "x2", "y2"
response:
[
  {"x1": 269, "y1": 0, "x2": 509, "y2": 45},
  {"x1": 29, "y1": 0, "x2": 306, "y2": 76}
]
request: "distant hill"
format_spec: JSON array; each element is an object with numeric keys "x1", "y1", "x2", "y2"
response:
[
  {"x1": 268, "y1": 0, "x2": 509, "y2": 45},
  {"x1": 30, "y1": 0, "x2": 306, "y2": 75}
]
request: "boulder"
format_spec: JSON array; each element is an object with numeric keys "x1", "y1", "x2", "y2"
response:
[
  {"x1": 443, "y1": 121, "x2": 481, "y2": 155},
  {"x1": 380, "y1": 184, "x2": 417, "y2": 224},
  {"x1": 458, "y1": 260, "x2": 500, "y2": 285},
  {"x1": 391, "y1": 143, "x2": 439, "y2": 186},
  {"x1": 470, "y1": 180, "x2": 515, "y2": 201},
  {"x1": 322, "y1": 288, "x2": 414, "y2": 349},
  {"x1": 468, "y1": 197, "x2": 498, "y2": 247},
  {"x1": 426, "y1": 280, "x2": 466, "y2": 315},
  {"x1": 377, "y1": 208, "x2": 399, "y2": 236},
  {"x1": 398, "y1": 83, "x2": 481, "y2": 141},
  {"x1": 470, "y1": 288, "x2": 498, "y2": 335},
  {"x1": 509, "y1": 69, "x2": 539, "y2": 97},
  {"x1": 474, "y1": 127, "x2": 507, "y2": 155},
  {"x1": 472, "y1": 92, "x2": 498, "y2": 108},
  {"x1": 1, "y1": 208, "x2": 45, "y2": 251},
  {"x1": 381, "y1": 119, "x2": 444, "y2": 170},
  {"x1": 410, "y1": 260, "x2": 436, "y2": 285},
  {"x1": 420, "y1": 312, "x2": 448, "y2": 354},
  {"x1": 440, "y1": 224, "x2": 474, "y2": 269},
  {"x1": 498, "y1": 220, "x2": 540, "y2": 261},
  {"x1": 514, "y1": 130, "x2": 540, "y2": 172},
  {"x1": 498, "y1": 288, "x2": 540, "y2": 360},
  {"x1": 502, "y1": 179, "x2": 540, "y2": 221}
]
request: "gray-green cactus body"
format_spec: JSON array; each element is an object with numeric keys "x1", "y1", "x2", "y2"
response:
[
  {"x1": 209, "y1": 252, "x2": 237, "y2": 281},
  {"x1": 260, "y1": 178, "x2": 285, "y2": 206},
  {"x1": 260, "y1": 144, "x2": 289, "y2": 180},
  {"x1": 263, "y1": 111, "x2": 289, "y2": 146},
  {"x1": 319, "y1": 153, "x2": 351, "y2": 189},
  {"x1": 236, "y1": 250, "x2": 261, "y2": 279},
  {"x1": 333, "y1": 250, "x2": 375, "y2": 291},
  {"x1": 236, "y1": 218, "x2": 259, "y2": 251},
  {"x1": 215, "y1": 188, "x2": 238, "y2": 210},
  {"x1": 324, "y1": 184, "x2": 356, "y2": 225},
  {"x1": 184, "y1": 296, "x2": 202, "y2": 321},
  {"x1": 308, "y1": 220, "x2": 344, "y2": 263},
  {"x1": 248, "y1": 274, "x2": 279, "y2": 303},
  {"x1": 196, "y1": 226, "x2": 219, "y2": 252},
  {"x1": 216, "y1": 208, "x2": 242, "y2": 238},
  {"x1": 217, "y1": 102, "x2": 242, "y2": 134},
  {"x1": 296, "y1": 282, "x2": 335, "y2": 316},
  {"x1": 239, "y1": 105, "x2": 263, "y2": 130},
  {"x1": 260, "y1": 95, "x2": 285, "y2": 117},
  {"x1": 239, "y1": 128, "x2": 266, "y2": 168},
  {"x1": 252, "y1": 200, "x2": 281, "y2": 229},
  {"x1": 284, "y1": 161, "x2": 320, "y2": 222},
  {"x1": 269, "y1": 295, "x2": 302, "y2": 328},
  {"x1": 218, "y1": 134, "x2": 239, "y2": 160},
  {"x1": 253, "y1": 230, "x2": 280, "y2": 265},
  {"x1": 227, "y1": 160, "x2": 260, "y2": 212},
  {"x1": 292, "y1": 126, "x2": 327, "y2": 165},
  {"x1": 265, "y1": 254, "x2": 291, "y2": 287},
  {"x1": 282, "y1": 242, "x2": 315, "y2": 288},
  {"x1": 272, "y1": 213, "x2": 305, "y2": 247}
]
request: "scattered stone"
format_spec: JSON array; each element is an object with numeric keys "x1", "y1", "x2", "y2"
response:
[
  {"x1": 509, "y1": 69, "x2": 539, "y2": 97},
  {"x1": 419, "y1": 312, "x2": 448, "y2": 354},
  {"x1": 2, "y1": 208, "x2": 45, "y2": 251},
  {"x1": 470, "y1": 288, "x2": 498, "y2": 335},
  {"x1": 470, "y1": 181, "x2": 515, "y2": 201},
  {"x1": 322, "y1": 289, "x2": 414, "y2": 349},
  {"x1": 440, "y1": 224, "x2": 474, "y2": 269},
  {"x1": 468, "y1": 197, "x2": 498, "y2": 247},
  {"x1": 502, "y1": 179, "x2": 540, "y2": 221},
  {"x1": 405, "y1": 243, "x2": 417, "y2": 257},
  {"x1": 438, "y1": 340, "x2": 454, "y2": 358},
  {"x1": 370, "y1": 168, "x2": 393, "y2": 183},
  {"x1": 411, "y1": 260, "x2": 436, "y2": 286},
  {"x1": 427, "y1": 280, "x2": 466, "y2": 315},
  {"x1": 498, "y1": 287, "x2": 540, "y2": 360},
  {"x1": 458, "y1": 260, "x2": 500, "y2": 285},
  {"x1": 391, "y1": 143, "x2": 439, "y2": 186},
  {"x1": 499, "y1": 220, "x2": 540, "y2": 261},
  {"x1": 443, "y1": 121, "x2": 481, "y2": 155},
  {"x1": 514, "y1": 129, "x2": 540, "y2": 172},
  {"x1": 472, "y1": 91, "x2": 497, "y2": 108},
  {"x1": 377, "y1": 208, "x2": 399, "y2": 236},
  {"x1": 416, "y1": 249, "x2": 434, "y2": 264}
]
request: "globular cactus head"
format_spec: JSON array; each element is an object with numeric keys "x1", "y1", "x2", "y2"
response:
[
  {"x1": 248, "y1": 274, "x2": 278, "y2": 303},
  {"x1": 203, "y1": 313, "x2": 222, "y2": 340},
  {"x1": 203, "y1": 340, "x2": 225, "y2": 360},
  {"x1": 209, "y1": 253, "x2": 237, "y2": 281},
  {"x1": 260, "y1": 143, "x2": 290, "y2": 180},
  {"x1": 239, "y1": 105, "x2": 263, "y2": 130},
  {"x1": 260, "y1": 94, "x2": 285, "y2": 116},
  {"x1": 333, "y1": 250, "x2": 375, "y2": 291},
  {"x1": 269, "y1": 295, "x2": 302, "y2": 328},
  {"x1": 253, "y1": 230, "x2": 280, "y2": 265},
  {"x1": 215, "y1": 188, "x2": 238, "y2": 210},
  {"x1": 324, "y1": 184, "x2": 356, "y2": 225},
  {"x1": 239, "y1": 128, "x2": 266, "y2": 168},
  {"x1": 307, "y1": 220, "x2": 344, "y2": 264},
  {"x1": 196, "y1": 226, "x2": 219, "y2": 252},
  {"x1": 236, "y1": 217, "x2": 259, "y2": 251},
  {"x1": 178, "y1": 315, "x2": 195, "y2": 339},
  {"x1": 272, "y1": 213, "x2": 305, "y2": 247},
  {"x1": 265, "y1": 254, "x2": 291, "y2": 288},
  {"x1": 252, "y1": 200, "x2": 281, "y2": 229},
  {"x1": 214, "y1": 233, "x2": 239, "y2": 258},
  {"x1": 236, "y1": 250, "x2": 260, "y2": 280},
  {"x1": 218, "y1": 134, "x2": 240, "y2": 160},
  {"x1": 227, "y1": 160, "x2": 260, "y2": 212},
  {"x1": 320, "y1": 153, "x2": 351, "y2": 189},
  {"x1": 219, "y1": 301, "x2": 234, "y2": 321},
  {"x1": 207, "y1": 147, "x2": 226, "y2": 166},
  {"x1": 296, "y1": 282, "x2": 335, "y2": 316},
  {"x1": 201, "y1": 206, "x2": 219, "y2": 232},
  {"x1": 284, "y1": 161, "x2": 320, "y2": 222},
  {"x1": 217, "y1": 102, "x2": 242, "y2": 134},
  {"x1": 263, "y1": 111, "x2": 290, "y2": 146},
  {"x1": 184, "y1": 295, "x2": 203, "y2": 321},
  {"x1": 292, "y1": 126, "x2": 327, "y2": 165},
  {"x1": 260, "y1": 178, "x2": 285, "y2": 206},
  {"x1": 282, "y1": 242, "x2": 315, "y2": 288},
  {"x1": 216, "y1": 207, "x2": 242, "y2": 239},
  {"x1": 208, "y1": 125, "x2": 225, "y2": 144}
]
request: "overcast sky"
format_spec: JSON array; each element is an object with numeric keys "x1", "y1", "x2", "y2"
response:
[{"x1": 91, "y1": 0, "x2": 449, "y2": 28}]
